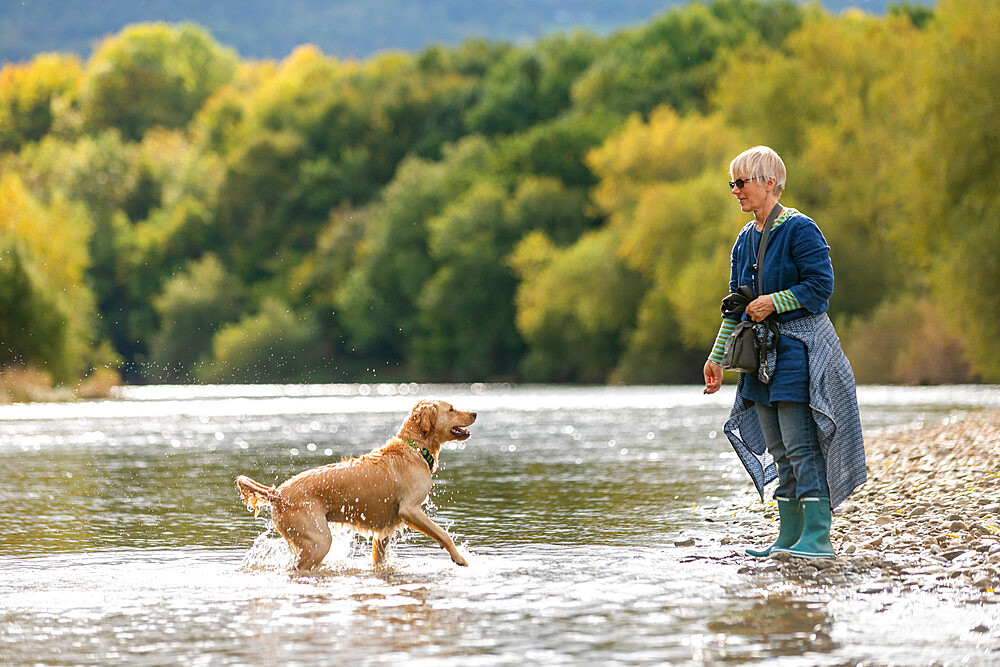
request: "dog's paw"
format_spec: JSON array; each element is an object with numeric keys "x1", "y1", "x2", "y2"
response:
[{"x1": 452, "y1": 554, "x2": 469, "y2": 567}]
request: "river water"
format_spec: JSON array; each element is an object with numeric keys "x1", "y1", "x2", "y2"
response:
[{"x1": 1, "y1": 384, "x2": 998, "y2": 665}]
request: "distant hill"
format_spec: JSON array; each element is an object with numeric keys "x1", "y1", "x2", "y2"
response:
[{"x1": 0, "y1": 0, "x2": 927, "y2": 64}]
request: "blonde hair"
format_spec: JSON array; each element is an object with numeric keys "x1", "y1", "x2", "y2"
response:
[{"x1": 730, "y1": 146, "x2": 786, "y2": 197}]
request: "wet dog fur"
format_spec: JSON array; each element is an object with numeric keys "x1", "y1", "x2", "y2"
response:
[{"x1": 236, "y1": 399, "x2": 476, "y2": 570}]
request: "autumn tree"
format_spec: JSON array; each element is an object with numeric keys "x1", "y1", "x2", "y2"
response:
[{"x1": 0, "y1": 53, "x2": 82, "y2": 152}]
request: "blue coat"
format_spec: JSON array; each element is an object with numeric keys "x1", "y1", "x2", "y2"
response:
[{"x1": 729, "y1": 210, "x2": 834, "y2": 405}]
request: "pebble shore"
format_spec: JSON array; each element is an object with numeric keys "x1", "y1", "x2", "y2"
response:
[{"x1": 729, "y1": 408, "x2": 1000, "y2": 600}]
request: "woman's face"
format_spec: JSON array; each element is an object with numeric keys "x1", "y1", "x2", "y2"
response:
[{"x1": 731, "y1": 175, "x2": 770, "y2": 214}]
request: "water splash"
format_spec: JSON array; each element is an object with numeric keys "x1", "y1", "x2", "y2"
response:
[{"x1": 238, "y1": 524, "x2": 383, "y2": 573}]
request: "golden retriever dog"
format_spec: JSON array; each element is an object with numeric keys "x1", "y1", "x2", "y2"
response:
[{"x1": 236, "y1": 399, "x2": 476, "y2": 570}]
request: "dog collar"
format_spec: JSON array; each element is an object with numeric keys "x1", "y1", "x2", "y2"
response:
[{"x1": 403, "y1": 438, "x2": 435, "y2": 471}]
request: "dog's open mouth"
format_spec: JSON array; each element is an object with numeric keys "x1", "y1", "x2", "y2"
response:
[{"x1": 450, "y1": 426, "x2": 471, "y2": 440}]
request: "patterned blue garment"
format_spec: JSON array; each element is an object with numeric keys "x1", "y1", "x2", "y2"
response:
[{"x1": 724, "y1": 313, "x2": 867, "y2": 509}]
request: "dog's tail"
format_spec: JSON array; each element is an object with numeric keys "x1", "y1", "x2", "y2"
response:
[{"x1": 235, "y1": 475, "x2": 279, "y2": 517}]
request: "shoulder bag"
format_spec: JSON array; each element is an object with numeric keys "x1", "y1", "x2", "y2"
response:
[{"x1": 720, "y1": 203, "x2": 782, "y2": 373}]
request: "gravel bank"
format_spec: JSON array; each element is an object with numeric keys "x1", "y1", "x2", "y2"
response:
[{"x1": 731, "y1": 408, "x2": 1000, "y2": 600}]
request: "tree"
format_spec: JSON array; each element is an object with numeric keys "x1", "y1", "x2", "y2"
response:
[
  {"x1": 148, "y1": 254, "x2": 245, "y2": 383},
  {"x1": 572, "y1": 0, "x2": 803, "y2": 117},
  {"x1": 334, "y1": 137, "x2": 494, "y2": 365},
  {"x1": 507, "y1": 176, "x2": 592, "y2": 247},
  {"x1": 80, "y1": 23, "x2": 238, "y2": 141},
  {"x1": 0, "y1": 174, "x2": 95, "y2": 381},
  {"x1": 464, "y1": 31, "x2": 601, "y2": 136},
  {"x1": 902, "y1": 0, "x2": 1000, "y2": 380},
  {"x1": 198, "y1": 298, "x2": 325, "y2": 383},
  {"x1": 510, "y1": 228, "x2": 644, "y2": 382},
  {"x1": 588, "y1": 109, "x2": 741, "y2": 345},
  {"x1": 412, "y1": 182, "x2": 523, "y2": 379},
  {"x1": 0, "y1": 53, "x2": 82, "y2": 152},
  {"x1": 495, "y1": 109, "x2": 620, "y2": 189}
]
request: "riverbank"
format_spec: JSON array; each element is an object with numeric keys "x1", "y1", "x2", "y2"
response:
[
  {"x1": 0, "y1": 365, "x2": 119, "y2": 403},
  {"x1": 733, "y1": 407, "x2": 1000, "y2": 601}
]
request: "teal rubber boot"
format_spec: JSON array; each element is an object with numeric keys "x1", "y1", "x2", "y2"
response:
[
  {"x1": 774, "y1": 497, "x2": 835, "y2": 558},
  {"x1": 745, "y1": 497, "x2": 802, "y2": 557}
]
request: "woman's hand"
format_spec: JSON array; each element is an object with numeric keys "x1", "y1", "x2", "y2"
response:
[
  {"x1": 746, "y1": 295, "x2": 777, "y2": 322},
  {"x1": 703, "y1": 359, "x2": 723, "y2": 394}
]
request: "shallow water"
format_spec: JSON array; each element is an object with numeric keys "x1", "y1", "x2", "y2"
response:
[{"x1": 1, "y1": 384, "x2": 998, "y2": 664}]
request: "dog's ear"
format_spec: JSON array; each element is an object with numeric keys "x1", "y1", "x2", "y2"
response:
[{"x1": 415, "y1": 401, "x2": 436, "y2": 438}]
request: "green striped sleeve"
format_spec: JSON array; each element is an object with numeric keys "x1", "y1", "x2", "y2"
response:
[
  {"x1": 708, "y1": 317, "x2": 738, "y2": 364},
  {"x1": 770, "y1": 289, "x2": 802, "y2": 314}
]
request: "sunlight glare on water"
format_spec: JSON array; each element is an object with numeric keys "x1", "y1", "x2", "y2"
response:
[{"x1": 1, "y1": 384, "x2": 998, "y2": 664}]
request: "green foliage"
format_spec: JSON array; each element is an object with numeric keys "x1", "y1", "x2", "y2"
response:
[
  {"x1": 334, "y1": 137, "x2": 494, "y2": 363},
  {"x1": 510, "y1": 228, "x2": 644, "y2": 382},
  {"x1": 0, "y1": 175, "x2": 95, "y2": 381},
  {"x1": 496, "y1": 110, "x2": 621, "y2": 188},
  {"x1": 198, "y1": 298, "x2": 326, "y2": 383},
  {"x1": 888, "y1": 1, "x2": 934, "y2": 28},
  {"x1": 572, "y1": 0, "x2": 803, "y2": 116},
  {"x1": 149, "y1": 255, "x2": 245, "y2": 382},
  {"x1": 902, "y1": 0, "x2": 1000, "y2": 381},
  {"x1": 0, "y1": 240, "x2": 72, "y2": 377},
  {"x1": 508, "y1": 177, "x2": 592, "y2": 246},
  {"x1": 412, "y1": 182, "x2": 524, "y2": 379},
  {"x1": 464, "y1": 31, "x2": 602, "y2": 136},
  {"x1": 588, "y1": 109, "x2": 741, "y2": 348},
  {"x1": 80, "y1": 23, "x2": 238, "y2": 141},
  {"x1": 0, "y1": 53, "x2": 82, "y2": 152}
]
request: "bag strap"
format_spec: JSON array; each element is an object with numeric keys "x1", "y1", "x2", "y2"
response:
[{"x1": 753, "y1": 202, "x2": 783, "y2": 295}]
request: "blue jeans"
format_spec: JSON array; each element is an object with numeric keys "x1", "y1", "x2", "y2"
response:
[{"x1": 754, "y1": 401, "x2": 830, "y2": 499}]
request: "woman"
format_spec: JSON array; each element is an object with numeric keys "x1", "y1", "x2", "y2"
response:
[{"x1": 703, "y1": 146, "x2": 865, "y2": 559}]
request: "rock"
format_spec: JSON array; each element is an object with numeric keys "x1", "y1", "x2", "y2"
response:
[
  {"x1": 843, "y1": 543, "x2": 857, "y2": 555},
  {"x1": 720, "y1": 536, "x2": 733, "y2": 545},
  {"x1": 948, "y1": 521, "x2": 968, "y2": 531},
  {"x1": 972, "y1": 576, "x2": 994, "y2": 591},
  {"x1": 941, "y1": 549, "x2": 967, "y2": 561},
  {"x1": 875, "y1": 516, "x2": 894, "y2": 525},
  {"x1": 859, "y1": 581, "x2": 893, "y2": 594},
  {"x1": 674, "y1": 538, "x2": 696, "y2": 547}
]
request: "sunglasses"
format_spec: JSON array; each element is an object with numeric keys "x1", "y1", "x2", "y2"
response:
[{"x1": 729, "y1": 176, "x2": 762, "y2": 189}]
